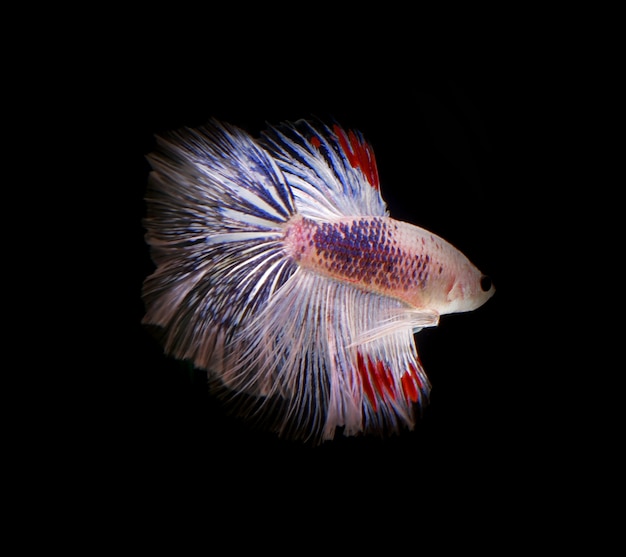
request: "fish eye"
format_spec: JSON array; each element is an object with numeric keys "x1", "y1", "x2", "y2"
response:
[{"x1": 480, "y1": 275, "x2": 492, "y2": 292}]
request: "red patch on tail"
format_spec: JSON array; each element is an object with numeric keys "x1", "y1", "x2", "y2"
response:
[
  {"x1": 401, "y1": 373, "x2": 419, "y2": 403},
  {"x1": 374, "y1": 358, "x2": 397, "y2": 401},
  {"x1": 332, "y1": 124, "x2": 380, "y2": 190},
  {"x1": 357, "y1": 351, "x2": 400, "y2": 410},
  {"x1": 401, "y1": 362, "x2": 423, "y2": 403},
  {"x1": 357, "y1": 351, "x2": 377, "y2": 411}
]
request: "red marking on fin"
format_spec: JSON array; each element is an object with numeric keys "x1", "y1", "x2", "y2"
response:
[
  {"x1": 401, "y1": 371, "x2": 419, "y2": 403},
  {"x1": 332, "y1": 124, "x2": 380, "y2": 190},
  {"x1": 357, "y1": 351, "x2": 377, "y2": 411},
  {"x1": 310, "y1": 135, "x2": 321, "y2": 148},
  {"x1": 367, "y1": 355, "x2": 386, "y2": 398},
  {"x1": 376, "y1": 360, "x2": 397, "y2": 401}
]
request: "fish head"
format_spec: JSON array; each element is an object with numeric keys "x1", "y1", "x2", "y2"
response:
[{"x1": 441, "y1": 259, "x2": 495, "y2": 315}]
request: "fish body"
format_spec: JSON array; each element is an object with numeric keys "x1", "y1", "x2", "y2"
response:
[
  {"x1": 142, "y1": 118, "x2": 495, "y2": 443},
  {"x1": 284, "y1": 214, "x2": 492, "y2": 315}
]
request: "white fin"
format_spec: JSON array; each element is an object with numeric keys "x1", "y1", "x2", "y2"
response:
[
  {"x1": 142, "y1": 120, "x2": 298, "y2": 370},
  {"x1": 349, "y1": 308, "x2": 440, "y2": 347},
  {"x1": 216, "y1": 268, "x2": 431, "y2": 443},
  {"x1": 259, "y1": 119, "x2": 389, "y2": 220}
]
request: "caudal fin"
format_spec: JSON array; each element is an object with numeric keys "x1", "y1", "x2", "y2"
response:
[{"x1": 142, "y1": 119, "x2": 298, "y2": 371}]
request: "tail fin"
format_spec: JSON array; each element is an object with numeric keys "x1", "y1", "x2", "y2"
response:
[{"x1": 142, "y1": 119, "x2": 297, "y2": 371}]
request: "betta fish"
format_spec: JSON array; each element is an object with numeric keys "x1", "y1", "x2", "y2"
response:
[{"x1": 142, "y1": 118, "x2": 495, "y2": 444}]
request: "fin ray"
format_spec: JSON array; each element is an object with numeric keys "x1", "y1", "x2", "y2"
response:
[
  {"x1": 142, "y1": 120, "x2": 298, "y2": 371},
  {"x1": 259, "y1": 119, "x2": 388, "y2": 219},
  {"x1": 217, "y1": 269, "x2": 431, "y2": 443}
]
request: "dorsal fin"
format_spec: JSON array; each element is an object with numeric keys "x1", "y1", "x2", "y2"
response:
[
  {"x1": 259, "y1": 119, "x2": 388, "y2": 220},
  {"x1": 330, "y1": 123, "x2": 380, "y2": 191}
]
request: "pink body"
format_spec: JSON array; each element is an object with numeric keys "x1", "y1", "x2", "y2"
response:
[{"x1": 284, "y1": 214, "x2": 492, "y2": 316}]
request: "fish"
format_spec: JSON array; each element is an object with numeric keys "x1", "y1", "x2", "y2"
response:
[{"x1": 142, "y1": 117, "x2": 495, "y2": 444}]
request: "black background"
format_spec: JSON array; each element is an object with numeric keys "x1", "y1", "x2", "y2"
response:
[{"x1": 67, "y1": 26, "x2": 604, "y2": 543}]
